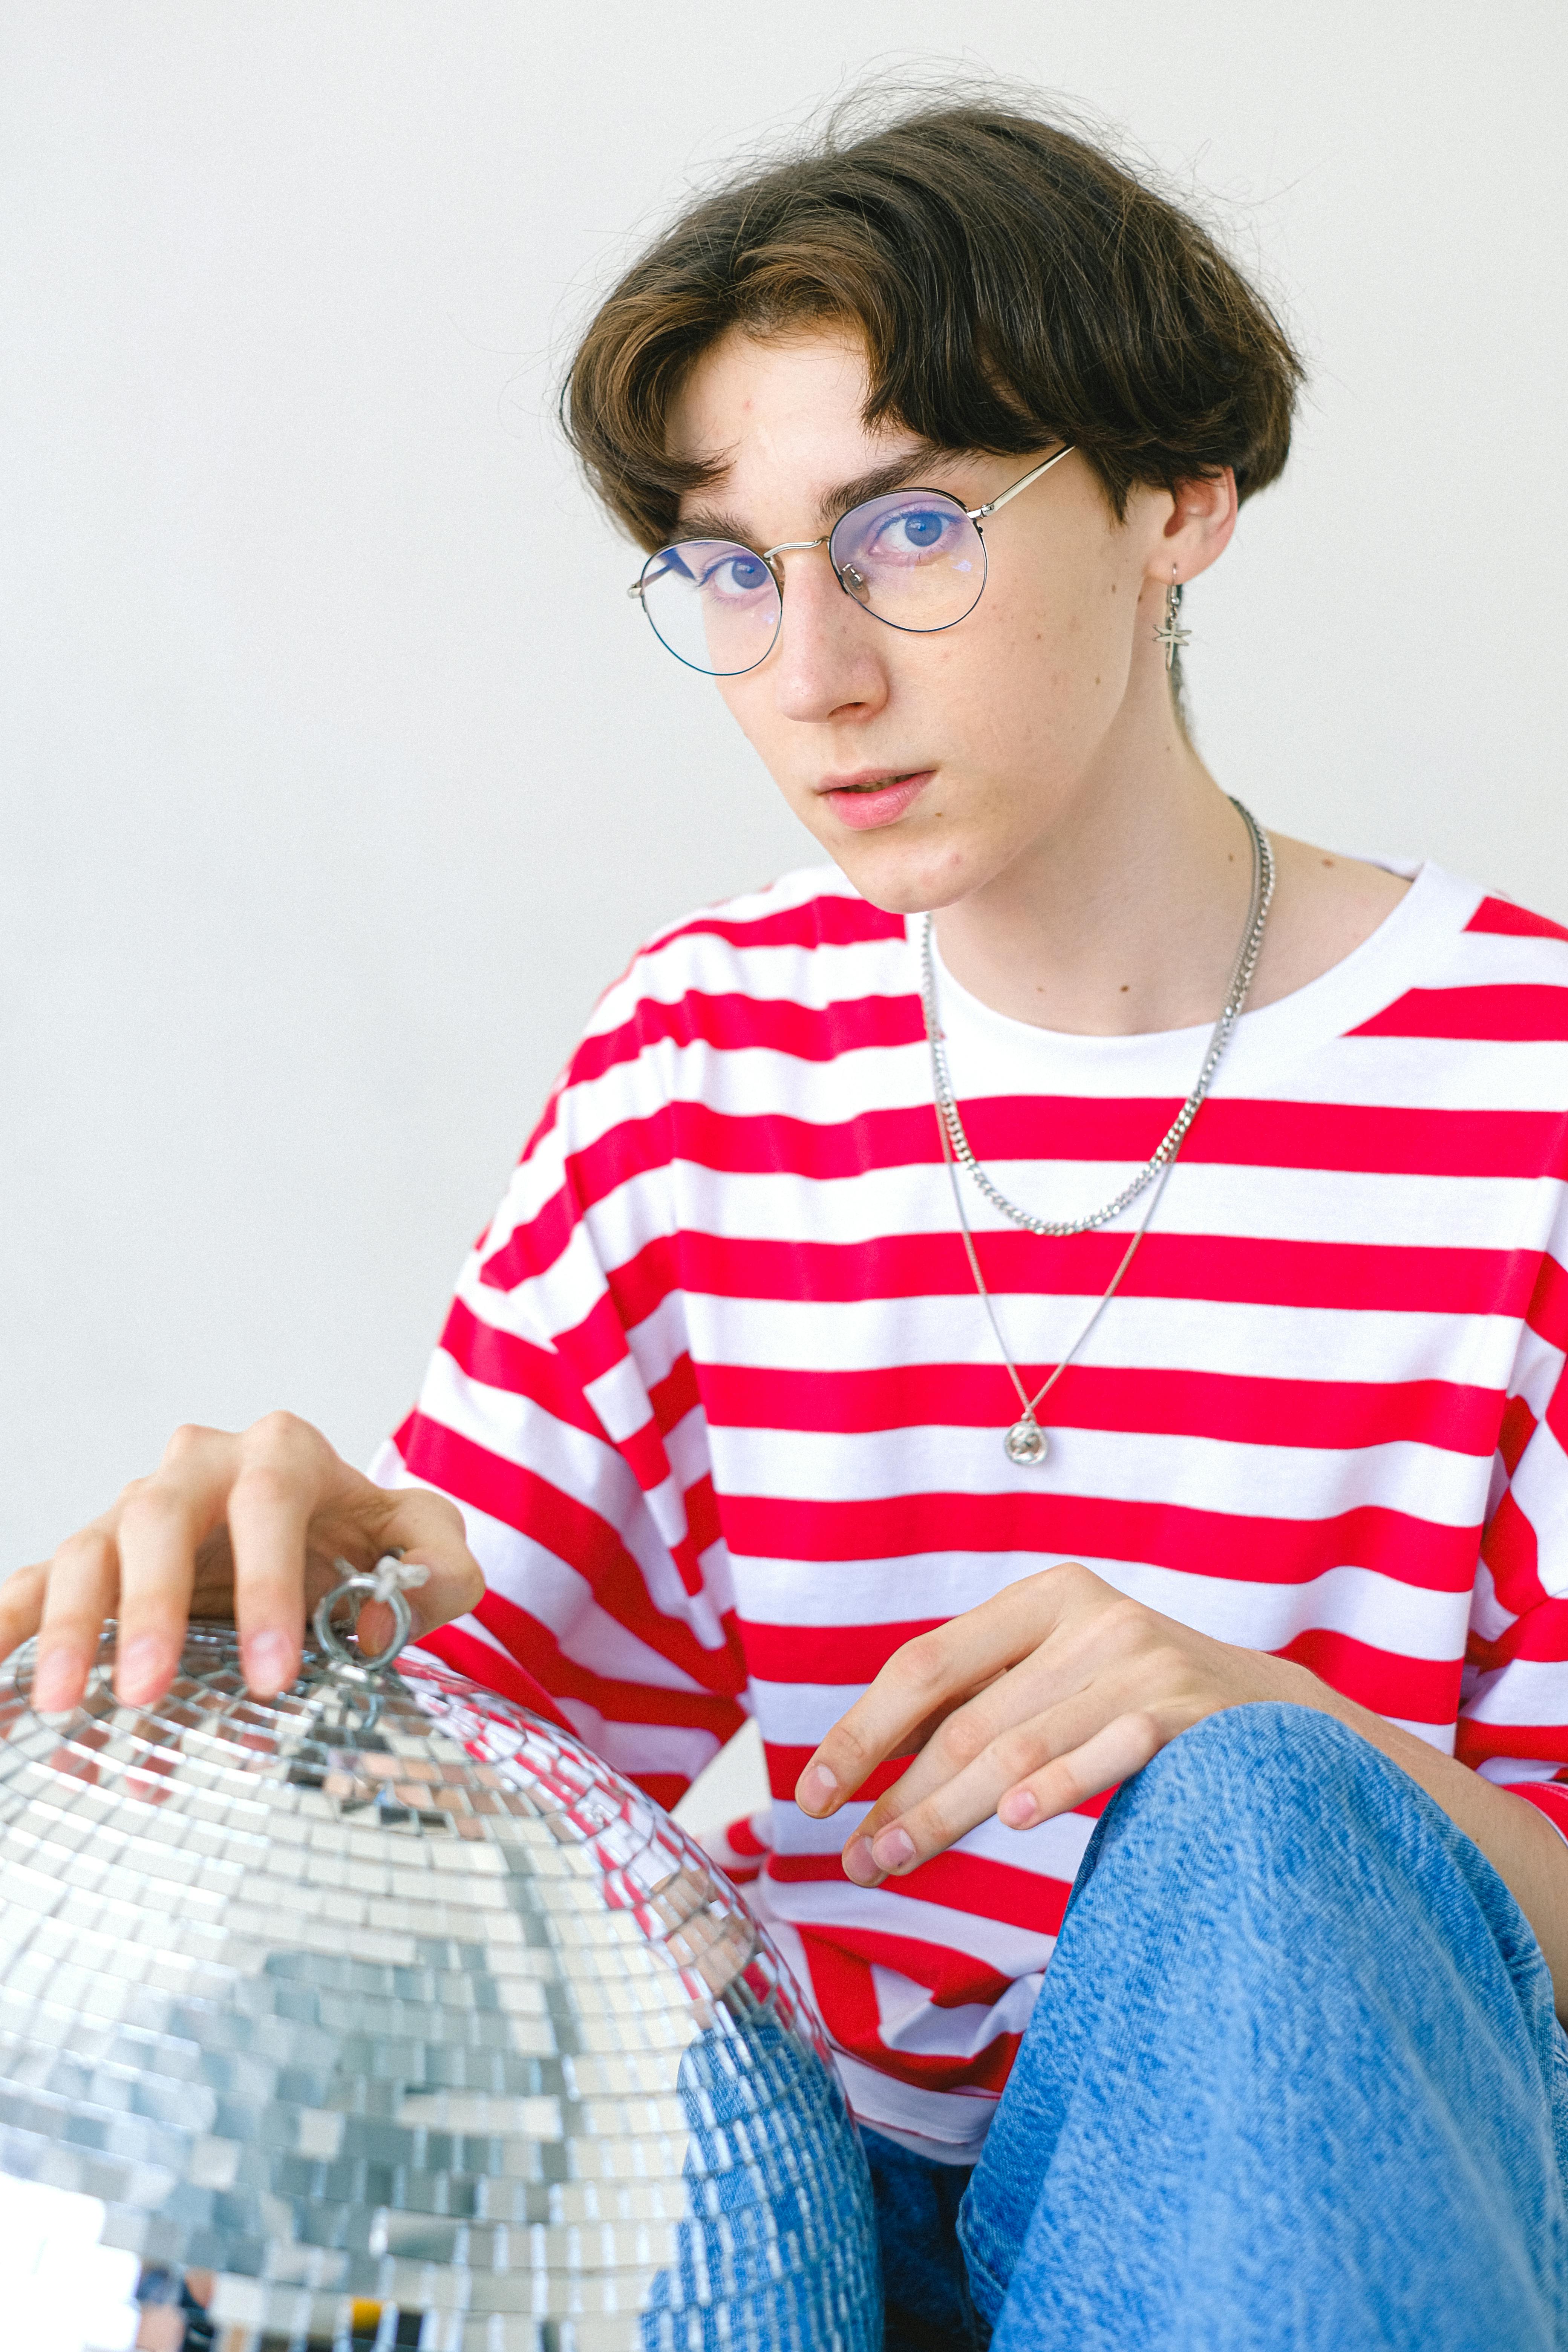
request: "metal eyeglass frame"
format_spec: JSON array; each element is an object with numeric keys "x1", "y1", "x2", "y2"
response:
[{"x1": 626, "y1": 443, "x2": 1076, "y2": 671}]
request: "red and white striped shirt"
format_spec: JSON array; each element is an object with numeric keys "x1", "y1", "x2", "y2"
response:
[{"x1": 376, "y1": 856, "x2": 1568, "y2": 2162}]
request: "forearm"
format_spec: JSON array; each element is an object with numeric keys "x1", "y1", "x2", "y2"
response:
[{"x1": 1285, "y1": 1664, "x2": 1568, "y2": 2018}]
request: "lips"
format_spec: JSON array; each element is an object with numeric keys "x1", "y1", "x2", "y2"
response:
[{"x1": 816, "y1": 768, "x2": 935, "y2": 832}]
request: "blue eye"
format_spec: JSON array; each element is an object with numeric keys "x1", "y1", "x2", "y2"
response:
[
  {"x1": 702, "y1": 550, "x2": 772, "y2": 600},
  {"x1": 855, "y1": 504, "x2": 961, "y2": 564}
]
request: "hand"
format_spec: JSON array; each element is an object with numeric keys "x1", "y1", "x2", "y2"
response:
[
  {"x1": 793, "y1": 1562, "x2": 1317, "y2": 1886},
  {"x1": 0, "y1": 1412, "x2": 484, "y2": 1713}
]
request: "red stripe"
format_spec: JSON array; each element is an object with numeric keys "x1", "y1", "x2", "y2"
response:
[
  {"x1": 764, "y1": 1741, "x2": 916, "y2": 1804},
  {"x1": 1457, "y1": 1720, "x2": 1568, "y2": 1767},
  {"x1": 1513, "y1": 1784, "x2": 1568, "y2": 1839},
  {"x1": 615, "y1": 1416, "x2": 672, "y2": 1496},
  {"x1": 1527, "y1": 1254, "x2": 1568, "y2": 1355},
  {"x1": 698, "y1": 1362, "x2": 1501, "y2": 1454},
  {"x1": 1349, "y1": 986, "x2": 1568, "y2": 1041},
  {"x1": 645, "y1": 895, "x2": 907, "y2": 954},
  {"x1": 726, "y1": 1493, "x2": 1481, "y2": 1594},
  {"x1": 689, "y1": 1228, "x2": 1536, "y2": 1315},
  {"x1": 606, "y1": 1225, "x2": 1539, "y2": 1324},
  {"x1": 1499, "y1": 1395, "x2": 1538, "y2": 1480},
  {"x1": 802, "y1": 1922, "x2": 1018, "y2": 2008},
  {"x1": 475, "y1": 1585, "x2": 748, "y2": 1732},
  {"x1": 770, "y1": 1843, "x2": 1072, "y2": 1937},
  {"x1": 801, "y1": 1936, "x2": 1020, "y2": 2091},
  {"x1": 1274, "y1": 1628, "x2": 1462, "y2": 1722},
  {"x1": 648, "y1": 1351, "x2": 703, "y2": 1437},
  {"x1": 1465, "y1": 1596, "x2": 1568, "y2": 1669},
  {"x1": 746, "y1": 1619, "x2": 943, "y2": 1684},
  {"x1": 1465, "y1": 897, "x2": 1568, "y2": 944},
  {"x1": 634, "y1": 1774, "x2": 691, "y2": 1811},
  {"x1": 569, "y1": 988, "x2": 924, "y2": 1087},
  {"x1": 1481, "y1": 1489, "x2": 1548, "y2": 1621},
  {"x1": 605, "y1": 1232, "x2": 684, "y2": 1330},
  {"x1": 436, "y1": 1297, "x2": 607, "y2": 1441},
  {"x1": 490, "y1": 1218, "x2": 1541, "y2": 1331},
  {"x1": 560, "y1": 1096, "x2": 1568, "y2": 1198},
  {"x1": 413, "y1": 1622, "x2": 574, "y2": 1732}
]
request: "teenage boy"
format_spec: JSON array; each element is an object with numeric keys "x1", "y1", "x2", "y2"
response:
[{"x1": 12, "y1": 101, "x2": 1568, "y2": 2350}]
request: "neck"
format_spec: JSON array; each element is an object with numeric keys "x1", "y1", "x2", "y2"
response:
[{"x1": 932, "y1": 707, "x2": 1253, "y2": 1037}]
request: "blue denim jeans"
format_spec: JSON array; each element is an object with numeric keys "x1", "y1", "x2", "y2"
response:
[{"x1": 874, "y1": 1702, "x2": 1568, "y2": 2350}]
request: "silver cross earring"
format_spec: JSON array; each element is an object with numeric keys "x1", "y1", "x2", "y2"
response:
[{"x1": 1154, "y1": 568, "x2": 1191, "y2": 672}]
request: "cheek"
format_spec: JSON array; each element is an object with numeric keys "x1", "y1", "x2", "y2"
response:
[{"x1": 715, "y1": 679, "x2": 802, "y2": 790}]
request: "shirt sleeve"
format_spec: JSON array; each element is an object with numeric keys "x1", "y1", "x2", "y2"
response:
[
  {"x1": 1459, "y1": 1236, "x2": 1568, "y2": 1845},
  {"x1": 372, "y1": 974, "x2": 749, "y2": 1813}
]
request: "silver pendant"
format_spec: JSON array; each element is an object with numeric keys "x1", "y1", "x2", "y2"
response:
[{"x1": 1005, "y1": 1416, "x2": 1049, "y2": 1466}]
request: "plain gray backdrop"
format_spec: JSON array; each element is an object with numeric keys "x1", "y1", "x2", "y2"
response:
[{"x1": 3, "y1": 1, "x2": 1566, "y2": 1573}]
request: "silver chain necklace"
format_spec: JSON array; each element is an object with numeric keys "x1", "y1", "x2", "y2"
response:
[{"x1": 920, "y1": 799, "x2": 1275, "y2": 1464}]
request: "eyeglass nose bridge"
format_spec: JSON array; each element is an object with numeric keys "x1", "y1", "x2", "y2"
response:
[
  {"x1": 758, "y1": 534, "x2": 825, "y2": 575},
  {"x1": 760, "y1": 533, "x2": 878, "y2": 607}
]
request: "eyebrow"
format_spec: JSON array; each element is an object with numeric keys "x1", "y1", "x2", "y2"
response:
[{"x1": 676, "y1": 445, "x2": 959, "y2": 550}]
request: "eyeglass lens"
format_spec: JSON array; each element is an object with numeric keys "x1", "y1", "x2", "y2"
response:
[{"x1": 637, "y1": 490, "x2": 988, "y2": 677}]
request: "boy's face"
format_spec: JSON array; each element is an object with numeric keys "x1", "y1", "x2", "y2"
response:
[{"x1": 666, "y1": 328, "x2": 1229, "y2": 915}]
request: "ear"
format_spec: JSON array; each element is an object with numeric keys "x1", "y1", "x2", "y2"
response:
[{"x1": 1154, "y1": 467, "x2": 1239, "y2": 588}]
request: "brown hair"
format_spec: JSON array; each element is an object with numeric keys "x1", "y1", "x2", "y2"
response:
[{"x1": 563, "y1": 94, "x2": 1304, "y2": 554}]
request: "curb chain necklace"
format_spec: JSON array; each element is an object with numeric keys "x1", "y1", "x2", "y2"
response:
[{"x1": 920, "y1": 799, "x2": 1276, "y2": 1465}]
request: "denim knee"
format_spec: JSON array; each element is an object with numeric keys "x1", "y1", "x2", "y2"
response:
[{"x1": 1103, "y1": 1699, "x2": 1440, "y2": 1868}]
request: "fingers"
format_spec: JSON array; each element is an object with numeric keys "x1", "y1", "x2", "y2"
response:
[
  {"x1": 373, "y1": 1485, "x2": 485, "y2": 1637},
  {"x1": 996, "y1": 1711, "x2": 1166, "y2": 1830},
  {"x1": 32, "y1": 1533, "x2": 120, "y2": 1712},
  {"x1": 8, "y1": 1410, "x2": 489, "y2": 1720},
  {"x1": 114, "y1": 1434, "x2": 247, "y2": 1701},
  {"x1": 0, "y1": 1563, "x2": 49, "y2": 1669},
  {"x1": 794, "y1": 1576, "x2": 1073, "y2": 1823},
  {"x1": 841, "y1": 1690, "x2": 1169, "y2": 1887},
  {"x1": 313, "y1": 1486, "x2": 487, "y2": 1671},
  {"x1": 226, "y1": 1427, "x2": 320, "y2": 1696}
]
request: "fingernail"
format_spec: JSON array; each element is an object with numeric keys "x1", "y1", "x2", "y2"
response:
[
  {"x1": 244, "y1": 1631, "x2": 296, "y2": 1694},
  {"x1": 798, "y1": 1763, "x2": 838, "y2": 1812},
  {"x1": 870, "y1": 1826, "x2": 916, "y2": 1873},
  {"x1": 32, "y1": 1652, "x2": 80, "y2": 1712},
  {"x1": 1000, "y1": 1790, "x2": 1039, "y2": 1829},
  {"x1": 842, "y1": 1836, "x2": 883, "y2": 1887},
  {"x1": 115, "y1": 1636, "x2": 170, "y2": 1703}
]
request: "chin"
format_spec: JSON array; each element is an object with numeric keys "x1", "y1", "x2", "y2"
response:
[{"x1": 818, "y1": 824, "x2": 998, "y2": 918}]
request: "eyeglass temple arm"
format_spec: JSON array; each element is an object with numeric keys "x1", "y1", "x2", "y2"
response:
[{"x1": 966, "y1": 443, "x2": 1075, "y2": 523}]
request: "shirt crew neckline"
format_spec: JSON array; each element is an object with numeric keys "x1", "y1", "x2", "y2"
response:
[{"x1": 914, "y1": 859, "x2": 1486, "y2": 1083}]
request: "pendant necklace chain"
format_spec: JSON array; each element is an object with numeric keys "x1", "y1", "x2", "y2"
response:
[{"x1": 920, "y1": 799, "x2": 1275, "y2": 1465}]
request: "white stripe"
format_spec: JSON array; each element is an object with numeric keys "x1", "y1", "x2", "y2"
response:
[
  {"x1": 682, "y1": 1291, "x2": 1527, "y2": 1387},
  {"x1": 734, "y1": 1554, "x2": 1472, "y2": 1663},
  {"x1": 710, "y1": 1422, "x2": 1486, "y2": 1525}
]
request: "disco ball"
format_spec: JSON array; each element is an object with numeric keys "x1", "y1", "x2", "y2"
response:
[{"x1": 0, "y1": 1567, "x2": 881, "y2": 2352}]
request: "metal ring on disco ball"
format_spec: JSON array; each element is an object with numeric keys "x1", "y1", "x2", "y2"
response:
[{"x1": 311, "y1": 1552, "x2": 419, "y2": 1684}]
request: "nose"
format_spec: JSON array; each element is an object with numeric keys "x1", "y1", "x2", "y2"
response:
[{"x1": 766, "y1": 545, "x2": 889, "y2": 726}]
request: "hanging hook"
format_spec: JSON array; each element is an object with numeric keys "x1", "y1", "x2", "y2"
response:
[{"x1": 312, "y1": 1553, "x2": 430, "y2": 1687}]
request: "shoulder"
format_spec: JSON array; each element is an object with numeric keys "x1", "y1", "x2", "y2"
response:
[
  {"x1": 1346, "y1": 867, "x2": 1568, "y2": 1043},
  {"x1": 536, "y1": 865, "x2": 917, "y2": 1121},
  {"x1": 602, "y1": 863, "x2": 911, "y2": 1020},
  {"x1": 640, "y1": 863, "x2": 907, "y2": 965}
]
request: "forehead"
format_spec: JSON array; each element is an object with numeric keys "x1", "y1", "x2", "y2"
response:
[{"x1": 669, "y1": 326, "x2": 934, "y2": 523}]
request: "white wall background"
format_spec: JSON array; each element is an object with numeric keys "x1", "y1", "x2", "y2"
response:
[{"x1": 3, "y1": 0, "x2": 1566, "y2": 1576}]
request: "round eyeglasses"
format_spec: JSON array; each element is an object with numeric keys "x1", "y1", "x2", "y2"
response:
[{"x1": 627, "y1": 444, "x2": 1076, "y2": 677}]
